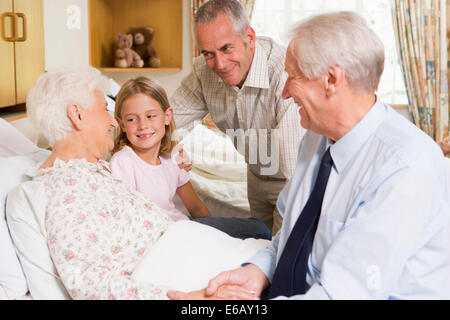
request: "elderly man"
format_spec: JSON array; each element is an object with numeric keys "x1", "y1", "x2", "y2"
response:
[
  {"x1": 169, "y1": 11, "x2": 450, "y2": 300},
  {"x1": 171, "y1": 0, "x2": 304, "y2": 235}
]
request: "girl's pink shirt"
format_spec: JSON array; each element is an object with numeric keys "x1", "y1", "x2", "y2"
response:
[{"x1": 109, "y1": 145, "x2": 190, "y2": 222}]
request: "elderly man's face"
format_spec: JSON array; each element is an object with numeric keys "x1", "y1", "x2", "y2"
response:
[
  {"x1": 195, "y1": 13, "x2": 255, "y2": 88},
  {"x1": 83, "y1": 90, "x2": 118, "y2": 158},
  {"x1": 282, "y1": 43, "x2": 328, "y2": 132}
]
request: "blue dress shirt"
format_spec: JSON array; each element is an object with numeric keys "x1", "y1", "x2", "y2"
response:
[{"x1": 247, "y1": 99, "x2": 450, "y2": 299}]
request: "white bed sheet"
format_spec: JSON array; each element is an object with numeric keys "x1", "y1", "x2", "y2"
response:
[
  {"x1": 0, "y1": 288, "x2": 35, "y2": 300},
  {"x1": 180, "y1": 124, "x2": 250, "y2": 214},
  {"x1": 132, "y1": 220, "x2": 269, "y2": 293}
]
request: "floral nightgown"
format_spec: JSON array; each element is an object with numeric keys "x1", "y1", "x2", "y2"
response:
[{"x1": 29, "y1": 158, "x2": 173, "y2": 300}]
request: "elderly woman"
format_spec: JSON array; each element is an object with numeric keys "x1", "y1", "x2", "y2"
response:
[{"x1": 23, "y1": 67, "x2": 262, "y2": 300}]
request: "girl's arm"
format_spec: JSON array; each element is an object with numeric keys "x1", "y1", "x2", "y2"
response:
[{"x1": 176, "y1": 182, "x2": 211, "y2": 218}]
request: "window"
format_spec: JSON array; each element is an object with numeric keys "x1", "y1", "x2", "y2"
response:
[{"x1": 251, "y1": 0, "x2": 408, "y2": 104}]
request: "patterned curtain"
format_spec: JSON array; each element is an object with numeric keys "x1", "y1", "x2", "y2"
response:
[
  {"x1": 190, "y1": 0, "x2": 256, "y2": 57},
  {"x1": 392, "y1": 0, "x2": 449, "y2": 148}
]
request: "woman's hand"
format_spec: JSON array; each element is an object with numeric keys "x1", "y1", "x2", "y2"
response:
[{"x1": 167, "y1": 285, "x2": 258, "y2": 300}]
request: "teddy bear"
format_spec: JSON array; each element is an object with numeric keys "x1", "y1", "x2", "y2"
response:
[
  {"x1": 114, "y1": 33, "x2": 144, "y2": 68},
  {"x1": 127, "y1": 26, "x2": 161, "y2": 68}
]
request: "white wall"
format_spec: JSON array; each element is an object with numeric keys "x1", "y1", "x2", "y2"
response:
[
  {"x1": 43, "y1": 0, "x2": 90, "y2": 69},
  {"x1": 43, "y1": 0, "x2": 192, "y2": 97}
]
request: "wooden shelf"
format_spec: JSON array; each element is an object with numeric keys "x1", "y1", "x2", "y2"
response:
[
  {"x1": 89, "y1": 0, "x2": 182, "y2": 71},
  {"x1": 0, "y1": 103, "x2": 27, "y2": 122},
  {"x1": 3, "y1": 113, "x2": 27, "y2": 122},
  {"x1": 390, "y1": 104, "x2": 408, "y2": 110}
]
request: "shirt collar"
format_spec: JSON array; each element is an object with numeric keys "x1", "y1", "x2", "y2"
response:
[
  {"x1": 330, "y1": 97, "x2": 387, "y2": 174},
  {"x1": 240, "y1": 40, "x2": 270, "y2": 89}
]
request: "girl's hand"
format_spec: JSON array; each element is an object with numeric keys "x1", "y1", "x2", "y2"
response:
[{"x1": 176, "y1": 145, "x2": 192, "y2": 171}]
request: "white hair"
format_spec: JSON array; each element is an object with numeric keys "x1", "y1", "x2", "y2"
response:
[
  {"x1": 290, "y1": 11, "x2": 385, "y2": 93},
  {"x1": 26, "y1": 67, "x2": 110, "y2": 146}
]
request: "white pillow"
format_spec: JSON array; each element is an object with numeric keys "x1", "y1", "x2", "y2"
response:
[
  {"x1": 133, "y1": 220, "x2": 269, "y2": 292},
  {"x1": 6, "y1": 180, "x2": 70, "y2": 300},
  {"x1": 0, "y1": 149, "x2": 50, "y2": 299},
  {"x1": 0, "y1": 118, "x2": 38, "y2": 157}
]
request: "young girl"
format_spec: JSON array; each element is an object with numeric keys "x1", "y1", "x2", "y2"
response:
[
  {"x1": 110, "y1": 77, "x2": 210, "y2": 221},
  {"x1": 110, "y1": 77, "x2": 271, "y2": 240}
]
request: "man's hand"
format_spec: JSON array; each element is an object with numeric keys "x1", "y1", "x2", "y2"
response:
[
  {"x1": 167, "y1": 285, "x2": 258, "y2": 300},
  {"x1": 175, "y1": 144, "x2": 192, "y2": 171},
  {"x1": 205, "y1": 264, "x2": 270, "y2": 299}
]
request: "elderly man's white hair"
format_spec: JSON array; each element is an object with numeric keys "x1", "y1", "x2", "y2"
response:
[
  {"x1": 290, "y1": 11, "x2": 385, "y2": 93},
  {"x1": 26, "y1": 67, "x2": 110, "y2": 147}
]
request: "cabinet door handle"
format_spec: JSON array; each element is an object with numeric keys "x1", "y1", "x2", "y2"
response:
[
  {"x1": 15, "y1": 13, "x2": 27, "y2": 42},
  {"x1": 1, "y1": 12, "x2": 17, "y2": 42}
]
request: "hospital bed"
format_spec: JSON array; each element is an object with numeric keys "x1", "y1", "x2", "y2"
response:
[{"x1": 0, "y1": 117, "x2": 265, "y2": 300}]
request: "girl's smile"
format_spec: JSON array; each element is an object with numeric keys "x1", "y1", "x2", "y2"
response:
[{"x1": 136, "y1": 132, "x2": 155, "y2": 140}]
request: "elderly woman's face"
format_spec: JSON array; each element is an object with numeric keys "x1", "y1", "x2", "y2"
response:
[{"x1": 82, "y1": 90, "x2": 118, "y2": 158}]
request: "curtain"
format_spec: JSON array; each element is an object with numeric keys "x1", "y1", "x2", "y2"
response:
[
  {"x1": 190, "y1": 0, "x2": 256, "y2": 57},
  {"x1": 392, "y1": 0, "x2": 449, "y2": 147}
]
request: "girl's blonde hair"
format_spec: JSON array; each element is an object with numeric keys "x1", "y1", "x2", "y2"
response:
[{"x1": 112, "y1": 77, "x2": 177, "y2": 155}]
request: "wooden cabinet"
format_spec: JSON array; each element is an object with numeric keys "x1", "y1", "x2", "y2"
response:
[
  {"x1": 89, "y1": 0, "x2": 182, "y2": 72},
  {"x1": 0, "y1": 0, "x2": 44, "y2": 109}
]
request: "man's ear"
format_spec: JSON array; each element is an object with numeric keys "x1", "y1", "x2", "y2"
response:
[
  {"x1": 323, "y1": 65, "x2": 345, "y2": 97},
  {"x1": 245, "y1": 26, "x2": 256, "y2": 50},
  {"x1": 67, "y1": 104, "x2": 83, "y2": 130}
]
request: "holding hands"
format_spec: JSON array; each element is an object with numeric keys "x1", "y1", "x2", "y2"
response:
[{"x1": 167, "y1": 264, "x2": 269, "y2": 300}]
